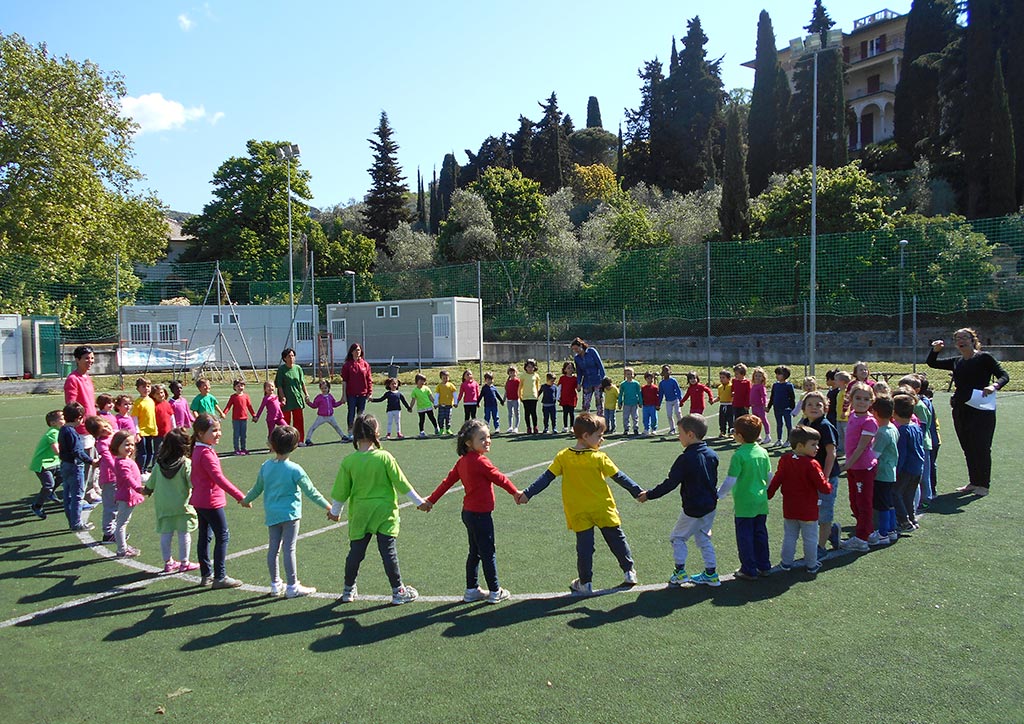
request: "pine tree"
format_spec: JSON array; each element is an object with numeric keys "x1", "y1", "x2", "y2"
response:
[
  {"x1": 719, "y1": 105, "x2": 750, "y2": 239},
  {"x1": 804, "y1": 0, "x2": 834, "y2": 45},
  {"x1": 989, "y1": 53, "x2": 1017, "y2": 215},
  {"x1": 509, "y1": 116, "x2": 535, "y2": 179},
  {"x1": 586, "y1": 96, "x2": 603, "y2": 128},
  {"x1": 894, "y1": 0, "x2": 959, "y2": 158},
  {"x1": 533, "y1": 93, "x2": 572, "y2": 192},
  {"x1": 747, "y1": 10, "x2": 782, "y2": 196},
  {"x1": 963, "y1": 0, "x2": 996, "y2": 217},
  {"x1": 438, "y1": 153, "x2": 459, "y2": 221},
  {"x1": 363, "y1": 111, "x2": 409, "y2": 256},
  {"x1": 622, "y1": 59, "x2": 664, "y2": 188}
]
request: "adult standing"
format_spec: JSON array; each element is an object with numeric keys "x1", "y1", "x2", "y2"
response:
[
  {"x1": 340, "y1": 343, "x2": 373, "y2": 440},
  {"x1": 275, "y1": 348, "x2": 310, "y2": 445},
  {"x1": 571, "y1": 337, "x2": 606, "y2": 416},
  {"x1": 64, "y1": 346, "x2": 99, "y2": 502},
  {"x1": 926, "y1": 328, "x2": 1009, "y2": 497}
]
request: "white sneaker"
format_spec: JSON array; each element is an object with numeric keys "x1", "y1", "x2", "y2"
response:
[
  {"x1": 140, "y1": 472, "x2": 152, "y2": 483},
  {"x1": 622, "y1": 569, "x2": 639, "y2": 586},
  {"x1": 286, "y1": 582, "x2": 316, "y2": 598},
  {"x1": 887, "y1": 530, "x2": 899, "y2": 543},
  {"x1": 341, "y1": 584, "x2": 358, "y2": 603},
  {"x1": 866, "y1": 531, "x2": 889, "y2": 546},
  {"x1": 486, "y1": 588, "x2": 511, "y2": 604},
  {"x1": 569, "y1": 578, "x2": 593, "y2": 596},
  {"x1": 391, "y1": 585, "x2": 419, "y2": 605},
  {"x1": 418, "y1": 431, "x2": 426, "y2": 438},
  {"x1": 463, "y1": 587, "x2": 487, "y2": 602},
  {"x1": 269, "y1": 579, "x2": 284, "y2": 597},
  {"x1": 840, "y1": 536, "x2": 870, "y2": 552},
  {"x1": 762, "y1": 437, "x2": 772, "y2": 445}
]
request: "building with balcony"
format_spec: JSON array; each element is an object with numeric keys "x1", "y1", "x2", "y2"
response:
[{"x1": 744, "y1": 8, "x2": 908, "y2": 152}]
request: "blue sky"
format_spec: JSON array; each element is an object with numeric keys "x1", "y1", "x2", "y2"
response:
[{"x1": 5, "y1": 1, "x2": 911, "y2": 214}]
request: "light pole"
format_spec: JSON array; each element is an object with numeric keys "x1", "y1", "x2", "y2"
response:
[
  {"x1": 343, "y1": 270, "x2": 356, "y2": 303},
  {"x1": 898, "y1": 238, "x2": 909, "y2": 351},
  {"x1": 275, "y1": 143, "x2": 301, "y2": 311}
]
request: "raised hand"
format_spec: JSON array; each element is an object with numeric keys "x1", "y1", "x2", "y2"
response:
[{"x1": 930, "y1": 340, "x2": 945, "y2": 353}]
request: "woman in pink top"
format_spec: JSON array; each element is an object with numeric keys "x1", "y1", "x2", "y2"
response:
[
  {"x1": 110, "y1": 430, "x2": 146, "y2": 558},
  {"x1": 340, "y1": 343, "x2": 373, "y2": 438},
  {"x1": 65, "y1": 345, "x2": 99, "y2": 498},
  {"x1": 189, "y1": 414, "x2": 251, "y2": 588}
]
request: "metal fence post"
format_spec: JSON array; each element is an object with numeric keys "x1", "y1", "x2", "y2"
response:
[
  {"x1": 477, "y1": 260, "x2": 483, "y2": 380},
  {"x1": 622, "y1": 308, "x2": 627, "y2": 373},
  {"x1": 546, "y1": 311, "x2": 551, "y2": 374},
  {"x1": 705, "y1": 239, "x2": 711, "y2": 384},
  {"x1": 803, "y1": 300, "x2": 809, "y2": 378},
  {"x1": 417, "y1": 318, "x2": 422, "y2": 373},
  {"x1": 912, "y1": 295, "x2": 918, "y2": 372}
]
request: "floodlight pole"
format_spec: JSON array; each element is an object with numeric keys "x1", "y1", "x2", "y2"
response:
[
  {"x1": 809, "y1": 50, "x2": 819, "y2": 377},
  {"x1": 899, "y1": 239, "x2": 909, "y2": 351},
  {"x1": 344, "y1": 269, "x2": 356, "y2": 303},
  {"x1": 276, "y1": 144, "x2": 301, "y2": 313}
]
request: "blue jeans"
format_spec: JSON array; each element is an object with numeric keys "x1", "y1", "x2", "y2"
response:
[
  {"x1": 483, "y1": 403, "x2": 500, "y2": 430},
  {"x1": 33, "y1": 467, "x2": 61, "y2": 510},
  {"x1": 604, "y1": 409, "x2": 617, "y2": 432},
  {"x1": 734, "y1": 515, "x2": 770, "y2": 575},
  {"x1": 196, "y1": 506, "x2": 230, "y2": 580},
  {"x1": 642, "y1": 405, "x2": 658, "y2": 432},
  {"x1": 60, "y1": 461, "x2": 86, "y2": 529},
  {"x1": 232, "y1": 419, "x2": 248, "y2": 451},
  {"x1": 462, "y1": 510, "x2": 499, "y2": 591},
  {"x1": 346, "y1": 395, "x2": 368, "y2": 429},
  {"x1": 576, "y1": 526, "x2": 634, "y2": 585},
  {"x1": 773, "y1": 408, "x2": 793, "y2": 442}
]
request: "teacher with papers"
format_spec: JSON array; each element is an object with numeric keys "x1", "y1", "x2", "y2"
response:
[{"x1": 927, "y1": 328, "x2": 1010, "y2": 497}]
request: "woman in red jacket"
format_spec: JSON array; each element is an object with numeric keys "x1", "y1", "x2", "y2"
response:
[{"x1": 340, "y1": 343, "x2": 373, "y2": 440}]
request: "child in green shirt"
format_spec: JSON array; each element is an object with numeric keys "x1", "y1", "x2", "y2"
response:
[
  {"x1": 717, "y1": 414, "x2": 773, "y2": 580},
  {"x1": 410, "y1": 373, "x2": 440, "y2": 438}
]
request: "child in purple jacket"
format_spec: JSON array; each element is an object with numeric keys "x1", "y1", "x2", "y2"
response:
[{"x1": 305, "y1": 380, "x2": 346, "y2": 446}]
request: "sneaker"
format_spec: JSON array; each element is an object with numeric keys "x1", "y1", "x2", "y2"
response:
[
  {"x1": 779, "y1": 562, "x2": 793, "y2": 571},
  {"x1": 762, "y1": 437, "x2": 772, "y2": 445},
  {"x1": 391, "y1": 585, "x2": 418, "y2": 605},
  {"x1": 162, "y1": 559, "x2": 179, "y2": 574},
  {"x1": 212, "y1": 576, "x2": 243, "y2": 589},
  {"x1": 622, "y1": 569, "x2": 639, "y2": 586},
  {"x1": 758, "y1": 569, "x2": 772, "y2": 578},
  {"x1": 71, "y1": 523, "x2": 95, "y2": 532},
  {"x1": 385, "y1": 434, "x2": 392, "y2": 440},
  {"x1": 117, "y1": 546, "x2": 140, "y2": 558},
  {"x1": 341, "y1": 584, "x2": 358, "y2": 602},
  {"x1": 178, "y1": 561, "x2": 200, "y2": 573},
  {"x1": 101, "y1": 533, "x2": 115, "y2": 543},
  {"x1": 817, "y1": 546, "x2": 828, "y2": 561},
  {"x1": 669, "y1": 428, "x2": 677, "y2": 435},
  {"x1": 241, "y1": 450, "x2": 249, "y2": 456},
  {"x1": 48, "y1": 491, "x2": 62, "y2": 503},
  {"x1": 30, "y1": 504, "x2": 46, "y2": 519},
  {"x1": 418, "y1": 432, "x2": 426, "y2": 439},
  {"x1": 867, "y1": 531, "x2": 889, "y2": 546},
  {"x1": 806, "y1": 563, "x2": 822, "y2": 575},
  {"x1": 463, "y1": 587, "x2": 487, "y2": 603},
  {"x1": 840, "y1": 536, "x2": 870, "y2": 552},
  {"x1": 396, "y1": 433, "x2": 404, "y2": 440},
  {"x1": 733, "y1": 569, "x2": 758, "y2": 581},
  {"x1": 233, "y1": 450, "x2": 244, "y2": 456},
  {"x1": 898, "y1": 521, "x2": 916, "y2": 533},
  {"x1": 887, "y1": 531, "x2": 899, "y2": 543},
  {"x1": 956, "y1": 484, "x2": 978, "y2": 494},
  {"x1": 304, "y1": 440, "x2": 313, "y2": 447},
  {"x1": 690, "y1": 571, "x2": 721, "y2": 587},
  {"x1": 269, "y1": 580, "x2": 285, "y2": 597},
  {"x1": 668, "y1": 567, "x2": 689, "y2": 587},
  {"x1": 828, "y1": 522, "x2": 841, "y2": 549},
  {"x1": 341, "y1": 434, "x2": 352, "y2": 442},
  {"x1": 642, "y1": 430, "x2": 650, "y2": 437},
  {"x1": 569, "y1": 579, "x2": 593, "y2": 596},
  {"x1": 486, "y1": 588, "x2": 511, "y2": 604},
  {"x1": 973, "y1": 487, "x2": 989, "y2": 497},
  {"x1": 541, "y1": 428, "x2": 549, "y2": 434},
  {"x1": 286, "y1": 583, "x2": 316, "y2": 598},
  {"x1": 80, "y1": 501, "x2": 96, "y2": 511}
]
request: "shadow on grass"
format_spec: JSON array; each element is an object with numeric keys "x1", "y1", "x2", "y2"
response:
[
  {"x1": 0, "y1": 496, "x2": 66, "y2": 530},
  {"x1": 924, "y1": 491, "x2": 982, "y2": 516}
]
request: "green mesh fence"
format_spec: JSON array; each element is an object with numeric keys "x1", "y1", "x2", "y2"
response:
[{"x1": 2, "y1": 215, "x2": 1022, "y2": 349}]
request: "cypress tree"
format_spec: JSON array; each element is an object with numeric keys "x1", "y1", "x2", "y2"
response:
[
  {"x1": 363, "y1": 111, "x2": 409, "y2": 256},
  {"x1": 509, "y1": 116, "x2": 535, "y2": 179},
  {"x1": 719, "y1": 105, "x2": 750, "y2": 239},
  {"x1": 438, "y1": 153, "x2": 459, "y2": 220},
  {"x1": 616, "y1": 124, "x2": 624, "y2": 178},
  {"x1": 670, "y1": 37, "x2": 679, "y2": 73},
  {"x1": 415, "y1": 169, "x2": 426, "y2": 229},
  {"x1": 747, "y1": 10, "x2": 782, "y2": 196},
  {"x1": 989, "y1": 53, "x2": 1017, "y2": 215},
  {"x1": 586, "y1": 96, "x2": 603, "y2": 128},
  {"x1": 995, "y1": 0, "x2": 1024, "y2": 206},
  {"x1": 428, "y1": 168, "x2": 441, "y2": 235},
  {"x1": 963, "y1": 0, "x2": 996, "y2": 217}
]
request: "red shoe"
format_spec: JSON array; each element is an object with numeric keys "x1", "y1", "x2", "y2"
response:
[{"x1": 178, "y1": 561, "x2": 200, "y2": 573}]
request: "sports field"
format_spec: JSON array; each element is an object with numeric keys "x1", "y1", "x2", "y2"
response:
[{"x1": 1, "y1": 383, "x2": 1021, "y2": 723}]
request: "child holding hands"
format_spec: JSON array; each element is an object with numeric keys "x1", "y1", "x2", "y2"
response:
[
  {"x1": 110, "y1": 430, "x2": 147, "y2": 558},
  {"x1": 717, "y1": 414, "x2": 773, "y2": 580},
  {"x1": 143, "y1": 427, "x2": 200, "y2": 574},
  {"x1": 420, "y1": 420, "x2": 520, "y2": 603}
]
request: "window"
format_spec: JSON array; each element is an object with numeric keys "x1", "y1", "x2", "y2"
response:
[
  {"x1": 867, "y1": 74, "x2": 880, "y2": 93},
  {"x1": 157, "y1": 322, "x2": 179, "y2": 343},
  {"x1": 433, "y1": 314, "x2": 451, "y2": 338},
  {"x1": 211, "y1": 313, "x2": 239, "y2": 324},
  {"x1": 331, "y1": 319, "x2": 346, "y2": 341},
  {"x1": 128, "y1": 322, "x2": 152, "y2": 345},
  {"x1": 295, "y1": 321, "x2": 313, "y2": 342},
  {"x1": 375, "y1": 306, "x2": 385, "y2": 319},
  {"x1": 389, "y1": 305, "x2": 400, "y2": 318}
]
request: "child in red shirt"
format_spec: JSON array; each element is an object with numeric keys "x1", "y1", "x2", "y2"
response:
[
  {"x1": 731, "y1": 363, "x2": 752, "y2": 416},
  {"x1": 641, "y1": 371, "x2": 661, "y2": 436},
  {"x1": 680, "y1": 371, "x2": 714, "y2": 414},
  {"x1": 421, "y1": 420, "x2": 520, "y2": 604},
  {"x1": 557, "y1": 361, "x2": 578, "y2": 434},
  {"x1": 150, "y1": 384, "x2": 175, "y2": 461},
  {"x1": 222, "y1": 379, "x2": 256, "y2": 455},
  {"x1": 767, "y1": 425, "x2": 832, "y2": 574}
]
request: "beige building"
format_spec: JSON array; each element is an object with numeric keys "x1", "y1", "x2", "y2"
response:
[{"x1": 745, "y1": 8, "x2": 908, "y2": 151}]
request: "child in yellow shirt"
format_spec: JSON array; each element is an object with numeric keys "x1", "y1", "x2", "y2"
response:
[
  {"x1": 435, "y1": 370, "x2": 457, "y2": 436},
  {"x1": 130, "y1": 377, "x2": 158, "y2": 478}
]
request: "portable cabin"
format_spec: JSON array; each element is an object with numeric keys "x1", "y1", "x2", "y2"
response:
[
  {"x1": 325, "y1": 297, "x2": 481, "y2": 366},
  {"x1": 22, "y1": 315, "x2": 61, "y2": 377},
  {"x1": 118, "y1": 304, "x2": 317, "y2": 370},
  {"x1": 0, "y1": 314, "x2": 24, "y2": 378}
]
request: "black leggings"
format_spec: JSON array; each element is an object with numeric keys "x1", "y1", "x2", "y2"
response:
[
  {"x1": 463, "y1": 404, "x2": 478, "y2": 422},
  {"x1": 522, "y1": 400, "x2": 538, "y2": 430},
  {"x1": 951, "y1": 404, "x2": 996, "y2": 488},
  {"x1": 561, "y1": 405, "x2": 575, "y2": 429},
  {"x1": 345, "y1": 533, "x2": 402, "y2": 589},
  {"x1": 418, "y1": 410, "x2": 438, "y2": 433}
]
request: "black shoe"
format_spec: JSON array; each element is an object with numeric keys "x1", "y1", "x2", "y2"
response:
[
  {"x1": 101, "y1": 533, "x2": 115, "y2": 543},
  {"x1": 31, "y1": 505, "x2": 46, "y2": 519}
]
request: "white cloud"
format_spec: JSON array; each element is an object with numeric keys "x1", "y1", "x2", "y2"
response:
[
  {"x1": 210, "y1": 111, "x2": 225, "y2": 126},
  {"x1": 178, "y1": 13, "x2": 194, "y2": 31},
  {"x1": 120, "y1": 93, "x2": 207, "y2": 134}
]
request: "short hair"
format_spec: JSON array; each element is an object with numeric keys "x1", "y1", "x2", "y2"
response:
[
  {"x1": 661, "y1": 365, "x2": 671, "y2": 374},
  {"x1": 414, "y1": 373, "x2": 426, "y2": 384},
  {"x1": 63, "y1": 401, "x2": 85, "y2": 423},
  {"x1": 871, "y1": 396, "x2": 895, "y2": 419},
  {"x1": 601, "y1": 376, "x2": 613, "y2": 388},
  {"x1": 835, "y1": 371, "x2": 852, "y2": 383},
  {"x1": 72, "y1": 345, "x2": 93, "y2": 360},
  {"x1": 110, "y1": 430, "x2": 134, "y2": 455},
  {"x1": 572, "y1": 412, "x2": 606, "y2": 439},
  {"x1": 135, "y1": 377, "x2": 151, "y2": 389},
  {"x1": 789, "y1": 425, "x2": 820, "y2": 448},
  {"x1": 733, "y1": 414, "x2": 761, "y2": 443},
  {"x1": 719, "y1": 369, "x2": 732, "y2": 378},
  {"x1": 825, "y1": 368, "x2": 840, "y2": 381},
  {"x1": 546, "y1": 373, "x2": 555, "y2": 382},
  {"x1": 624, "y1": 366, "x2": 634, "y2": 376},
  {"x1": 774, "y1": 365, "x2": 792, "y2": 379},
  {"x1": 872, "y1": 381, "x2": 891, "y2": 398},
  {"x1": 801, "y1": 390, "x2": 828, "y2": 411},
  {"x1": 898, "y1": 375, "x2": 921, "y2": 390},
  {"x1": 483, "y1": 372, "x2": 494, "y2": 381},
  {"x1": 893, "y1": 394, "x2": 916, "y2": 419},
  {"x1": 456, "y1": 419, "x2": 488, "y2": 456},
  {"x1": 269, "y1": 425, "x2": 300, "y2": 455},
  {"x1": 733, "y1": 363, "x2": 748, "y2": 375},
  {"x1": 83, "y1": 415, "x2": 107, "y2": 436},
  {"x1": 46, "y1": 409, "x2": 64, "y2": 426},
  {"x1": 281, "y1": 347, "x2": 296, "y2": 361},
  {"x1": 439, "y1": 369, "x2": 450, "y2": 378},
  {"x1": 96, "y1": 393, "x2": 114, "y2": 409},
  {"x1": 643, "y1": 371, "x2": 655, "y2": 381},
  {"x1": 679, "y1": 413, "x2": 708, "y2": 439},
  {"x1": 195, "y1": 377, "x2": 209, "y2": 388}
]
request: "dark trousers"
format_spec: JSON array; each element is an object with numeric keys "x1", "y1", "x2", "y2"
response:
[
  {"x1": 523, "y1": 400, "x2": 538, "y2": 431},
  {"x1": 135, "y1": 435, "x2": 155, "y2": 472},
  {"x1": 929, "y1": 446, "x2": 940, "y2": 495},
  {"x1": 543, "y1": 405, "x2": 557, "y2": 431},
  {"x1": 346, "y1": 395, "x2": 368, "y2": 429},
  {"x1": 345, "y1": 533, "x2": 402, "y2": 589},
  {"x1": 719, "y1": 404, "x2": 733, "y2": 434},
  {"x1": 463, "y1": 404, "x2": 478, "y2": 422},
  {"x1": 60, "y1": 461, "x2": 85, "y2": 529},
  {"x1": 894, "y1": 472, "x2": 922, "y2": 524},
  {"x1": 561, "y1": 405, "x2": 575, "y2": 429},
  {"x1": 575, "y1": 526, "x2": 634, "y2": 585},
  {"x1": 773, "y1": 408, "x2": 793, "y2": 442},
  {"x1": 734, "y1": 515, "x2": 770, "y2": 575},
  {"x1": 462, "y1": 510, "x2": 499, "y2": 591},
  {"x1": 418, "y1": 410, "x2": 438, "y2": 433},
  {"x1": 33, "y1": 467, "x2": 62, "y2": 510},
  {"x1": 951, "y1": 405, "x2": 996, "y2": 489},
  {"x1": 196, "y1": 506, "x2": 230, "y2": 580}
]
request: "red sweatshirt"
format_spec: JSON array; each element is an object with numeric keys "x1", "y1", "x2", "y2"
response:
[
  {"x1": 731, "y1": 378, "x2": 752, "y2": 408},
  {"x1": 767, "y1": 453, "x2": 832, "y2": 521},
  {"x1": 427, "y1": 451, "x2": 520, "y2": 513},
  {"x1": 681, "y1": 383, "x2": 713, "y2": 414},
  {"x1": 641, "y1": 383, "x2": 660, "y2": 407},
  {"x1": 224, "y1": 392, "x2": 255, "y2": 421}
]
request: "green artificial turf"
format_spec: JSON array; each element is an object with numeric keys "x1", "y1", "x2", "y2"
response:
[{"x1": 0, "y1": 386, "x2": 1021, "y2": 723}]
